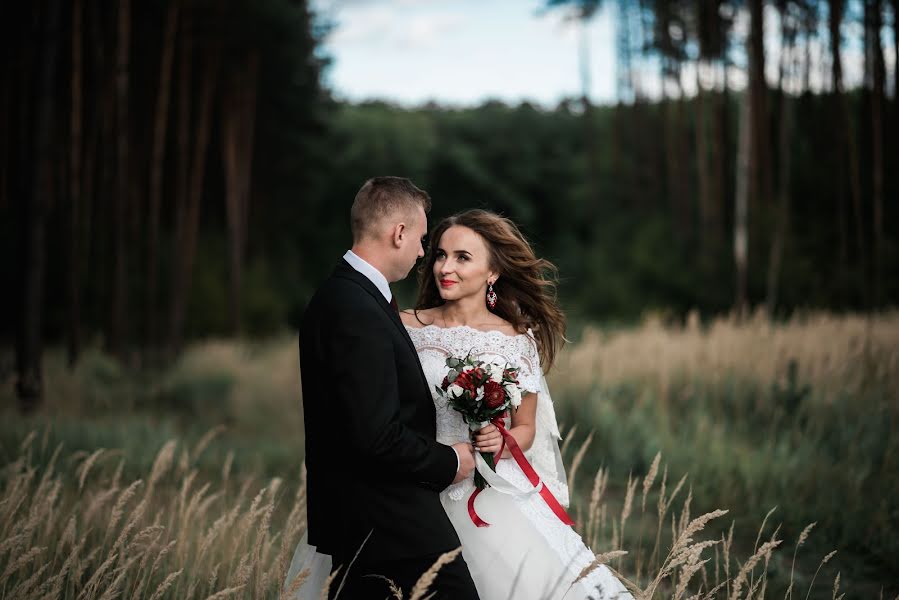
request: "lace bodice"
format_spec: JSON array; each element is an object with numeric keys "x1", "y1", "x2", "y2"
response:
[{"x1": 407, "y1": 324, "x2": 542, "y2": 438}]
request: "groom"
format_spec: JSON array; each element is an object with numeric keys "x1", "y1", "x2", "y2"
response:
[{"x1": 299, "y1": 177, "x2": 480, "y2": 599}]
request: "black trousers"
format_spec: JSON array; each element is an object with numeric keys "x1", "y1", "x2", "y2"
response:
[{"x1": 328, "y1": 550, "x2": 480, "y2": 600}]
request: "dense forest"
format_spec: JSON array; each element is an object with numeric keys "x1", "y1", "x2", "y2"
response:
[{"x1": 1, "y1": 0, "x2": 896, "y2": 408}]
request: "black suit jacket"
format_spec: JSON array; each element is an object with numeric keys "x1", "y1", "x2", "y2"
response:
[{"x1": 299, "y1": 259, "x2": 460, "y2": 565}]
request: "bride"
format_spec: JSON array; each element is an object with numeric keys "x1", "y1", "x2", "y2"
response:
[
  {"x1": 287, "y1": 209, "x2": 632, "y2": 600},
  {"x1": 400, "y1": 209, "x2": 632, "y2": 600}
]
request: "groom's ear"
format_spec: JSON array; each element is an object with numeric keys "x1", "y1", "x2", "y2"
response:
[{"x1": 391, "y1": 222, "x2": 406, "y2": 247}]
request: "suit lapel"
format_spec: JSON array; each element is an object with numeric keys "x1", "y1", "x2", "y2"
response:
[{"x1": 332, "y1": 261, "x2": 431, "y2": 393}]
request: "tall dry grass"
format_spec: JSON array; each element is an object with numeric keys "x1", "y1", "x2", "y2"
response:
[
  {"x1": 0, "y1": 427, "x2": 870, "y2": 599},
  {"x1": 548, "y1": 309, "x2": 898, "y2": 597},
  {"x1": 0, "y1": 428, "x2": 307, "y2": 599},
  {"x1": 556, "y1": 310, "x2": 899, "y2": 404},
  {"x1": 565, "y1": 443, "x2": 863, "y2": 600},
  {"x1": 1, "y1": 311, "x2": 895, "y2": 598}
]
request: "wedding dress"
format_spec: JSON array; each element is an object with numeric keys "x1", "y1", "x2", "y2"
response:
[
  {"x1": 284, "y1": 324, "x2": 633, "y2": 600},
  {"x1": 403, "y1": 324, "x2": 632, "y2": 600}
]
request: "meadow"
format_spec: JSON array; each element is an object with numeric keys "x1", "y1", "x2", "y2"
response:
[{"x1": 0, "y1": 310, "x2": 896, "y2": 599}]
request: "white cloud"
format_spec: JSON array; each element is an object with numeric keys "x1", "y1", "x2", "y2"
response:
[
  {"x1": 397, "y1": 14, "x2": 466, "y2": 49},
  {"x1": 324, "y1": 3, "x2": 466, "y2": 51},
  {"x1": 328, "y1": 6, "x2": 394, "y2": 46}
]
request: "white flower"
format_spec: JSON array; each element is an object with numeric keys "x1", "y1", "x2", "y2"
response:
[
  {"x1": 505, "y1": 383, "x2": 522, "y2": 408},
  {"x1": 476, "y1": 387, "x2": 485, "y2": 402},
  {"x1": 489, "y1": 364, "x2": 503, "y2": 383},
  {"x1": 448, "y1": 384, "x2": 464, "y2": 398}
]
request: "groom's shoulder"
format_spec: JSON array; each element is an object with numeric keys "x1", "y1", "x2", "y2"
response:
[
  {"x1": 309, "y1": 270, "x2": 379, "y2": 313},
  {"x1": 302, "y1": 279, "x2": 375, "y2": 337}
]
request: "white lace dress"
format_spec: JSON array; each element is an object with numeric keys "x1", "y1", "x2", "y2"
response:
[{"x1": 406, "y1": 324, "x2": 633, "y2": 600}]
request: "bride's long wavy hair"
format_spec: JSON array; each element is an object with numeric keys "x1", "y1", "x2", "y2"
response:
[{"x1": 415, "y1": 209, "x2": 566, "y2": 372}]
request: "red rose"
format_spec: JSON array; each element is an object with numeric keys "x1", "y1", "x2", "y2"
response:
[
  {"x1": 484, "y1": 381, "x2": 506, "y2": 409},
  {"x1": 441, "y1": 376, "x2": 450, "y2": 390},
  {"x1": 453, "y1": 371, "x2": 477, "y2": 394}
]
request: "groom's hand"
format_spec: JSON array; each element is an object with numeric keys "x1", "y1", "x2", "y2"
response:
[{"x1": 450, "y1": 442, "x2": 475, "y2": 484}]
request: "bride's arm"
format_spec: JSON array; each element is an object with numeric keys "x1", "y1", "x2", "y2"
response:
[{"x1": 473, "y1": 392, "x2": 538, "y2": 457}]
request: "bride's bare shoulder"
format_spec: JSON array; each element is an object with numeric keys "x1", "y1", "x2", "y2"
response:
[
  {"x1": 475, "y1": 315, "x2": 522, "y2": 337},
  {"x1": 399, "y1": 307, "x2": 438, "y2": 328},
  {"x1": 488, "y1": 319, "x2": 521, "y2": 337}
]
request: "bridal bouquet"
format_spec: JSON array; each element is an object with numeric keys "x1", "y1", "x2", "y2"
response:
[
  {"x1": 436, "y1": 352, "x2": 575, "y2": 529},
  {"x1": 435, "y1": 353, "x2": 522, "y2": 490}
]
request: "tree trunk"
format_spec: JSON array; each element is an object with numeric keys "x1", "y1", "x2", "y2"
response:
[
  {"x1": 869, "y1": 0, "x2": 885, "y2": 306},
  {"x1": 90, "y1": 7, "x2": 106, "y2": 332},
  {"x1": 68, "y1": 0, "x2": 84, "y2": 368},
  {"x1": 720, "y1": 34, "x2": 734, "y2": 250},
  {"x1": 169, "y1": 16, "x2": 191, "y2": 357},
  {"x1": 578, "y1": 16, "x2": 592, "y2": 107},
  {"x1": 169, "y1": 50, "x2": 218, "y2": 355},
  {"x1": 637, "y1": 0, "x2": 654, "y2": 101},
  {"x1": 616, "y1": 0, "x2": 634, "y2": 102},
  {"x1": 663, "y1": 59, "x2": 689, "y2": 239},
  {"x1": 892, "y1": 0, "x2": 898, "y2": 106},
  {"x1": 734, "y1": 73, "x2": 751, "y2": 316},
  {"x1": 222, "y1": 53, "x2": 259, "y2": 335},
  {"x1": 829, "y1": 0, "x2": 866, "y2": 306},
  {"x1": 695, "y1": 62, "x2": 713, "y2": 255},
  {"x1": 767, "y1": 1, "x2": 796, "y2": 315},
  {"x1": 709, "y1": 59, "x2": 726, "y2": 251},
  {"x1": 0, "y1": 28, "x2": 9, "y2": 212},
  {"x1": 577, "y1": 10, "x2": 602, "y2": 230},
  {"x1": 109, "y1": 0, "x2": 131, "y2": 358},
  {"x1": 18, "y1": 0, "x2": 62, "y2": 412},
  {"x1": 147, "y1": 3, "x2": 179, "y2": 354},
  {"x1": 170, "y1": 12, "x2": 192, "y2": 357},
  {"x1": 674, "y1": 65, "x2": 691, "y2": 238},
  {"x1": 748, "y1": 0, "x2": 771, "y2": 213},
  {"x1": 802, "y1": 13, "x2": 812, "y2": 92},
  {"x1": 81, "y1": 105, "x2": 98, "y2": 333},
  {"x1": 90, "y1": 0, "x2": 116, "y2": 336},
  {"x1": 828, "y1": 0, "x2": 849, "y2": 302}
]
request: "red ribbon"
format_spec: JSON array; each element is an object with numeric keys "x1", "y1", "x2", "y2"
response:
[
  {"x1": 467, "y1": 416, "x2": 575, "y2": 528},
  {"x1": 467, "y1": 487, "x2": 490, "y2": 527}
]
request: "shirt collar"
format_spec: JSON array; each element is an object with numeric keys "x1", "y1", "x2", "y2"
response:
[{"x1": 343, "y1": 250, "x2": 392, "y2": 303}]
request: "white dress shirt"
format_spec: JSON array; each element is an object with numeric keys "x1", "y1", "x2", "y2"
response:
[
  {"x1": 342, "y1": 249, "x2": 461, "y2": 475},
  {"x1": 343, "y1": 250, "x2": 392, "y2": 303}
]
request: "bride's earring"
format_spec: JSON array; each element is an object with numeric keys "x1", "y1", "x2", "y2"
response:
[{"x1": 486, "y1": 281, "x2": 497, "y2": 310}]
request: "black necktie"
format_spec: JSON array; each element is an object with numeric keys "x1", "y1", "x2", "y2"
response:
[{"x1": 389, "y1": 296, "x2": 398, "y2": 312}]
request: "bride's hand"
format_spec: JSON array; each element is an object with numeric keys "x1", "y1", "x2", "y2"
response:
[{"x1": 473, "y1": 425, "x2": 503, "y2": 456}]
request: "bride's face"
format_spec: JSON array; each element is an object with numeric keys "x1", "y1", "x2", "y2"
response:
[{"x1": 433, "y1": 226, "x2": 497, "y2": 302}]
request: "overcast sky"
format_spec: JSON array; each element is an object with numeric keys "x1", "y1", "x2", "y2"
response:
[
  {"x1": 311, "y1": 0, "x2": 894, "y2": 108},
  {"x1": 311, "y1": 0, "x2": 618, "y2": 107}
]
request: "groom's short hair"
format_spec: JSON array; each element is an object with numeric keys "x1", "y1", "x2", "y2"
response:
[{"x1": 351, "y1": 176, "x2": 431, "y2": 242}]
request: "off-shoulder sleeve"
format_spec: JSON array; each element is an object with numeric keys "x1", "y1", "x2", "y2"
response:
[{"x1": 516, "y1": 330, "x2": 542, "y2": 394}]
